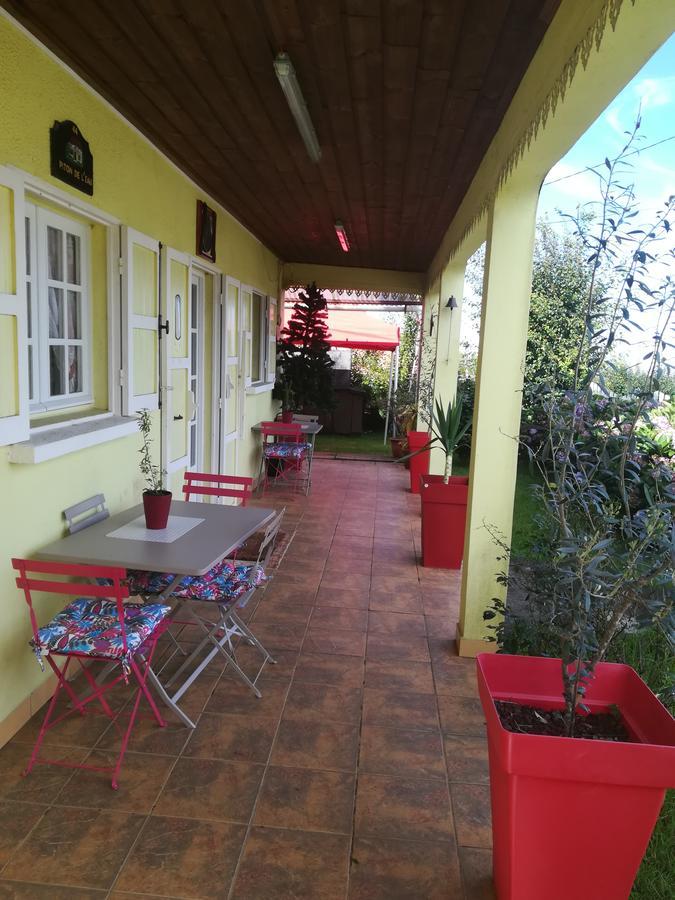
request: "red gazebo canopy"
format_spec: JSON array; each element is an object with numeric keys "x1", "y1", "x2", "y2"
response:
[{"x1": 322, "y1": 309, "x2": 400, "y2": 352}]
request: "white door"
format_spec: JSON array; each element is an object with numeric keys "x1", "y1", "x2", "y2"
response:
[
  {"x1": 161, "y1": 247, "x2": 192, "y2": 476},
  {"x1": 188, "y1": 270, "x2": 205, "y2": 471},
  {"x1": 214, "y1": 276, "x2": 241, "y2": 474}
]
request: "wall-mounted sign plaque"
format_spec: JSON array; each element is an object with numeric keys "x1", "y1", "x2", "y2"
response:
[
  {"x1": 196, "y1": 200, "x2": 216, "y2": 262},
  {"x1": 50, "y1": 120, "x2": 93, "y2": 195}
]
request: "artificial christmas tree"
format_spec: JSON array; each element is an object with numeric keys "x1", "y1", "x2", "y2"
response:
[{"x1": 275, "y1": 282, "x2": 335, "y2": 412}]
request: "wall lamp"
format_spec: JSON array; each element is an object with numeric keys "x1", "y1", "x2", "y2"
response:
[
  {"x1": 445, "y1": 295, "x2": 458, "y2": 310},
  {"x1": 274, "y1": 52, "x2": 322, "y2": 163},
  {"x1": 334, "y1": 220, "x2": 350, "y2": 253}
]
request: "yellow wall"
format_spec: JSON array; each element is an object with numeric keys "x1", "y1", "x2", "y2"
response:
[{"x1": 0, "y1": 16, "x2": 280, "y2": 731}]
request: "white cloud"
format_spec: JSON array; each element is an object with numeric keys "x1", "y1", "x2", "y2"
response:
[{"x1": 633, "y1": 76, "x2": 674, "y2": 109}]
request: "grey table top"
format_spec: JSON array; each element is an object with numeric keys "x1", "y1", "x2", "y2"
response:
[
  {"x1": 37, "y1": 501, "x2": 275, "y2": 577},
  {"x1": 251, "y1": 421, "x2": 323, "y2": 435}
]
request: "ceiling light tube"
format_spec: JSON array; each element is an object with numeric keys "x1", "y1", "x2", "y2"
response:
[
  {"x1": 274, "y1": 52, "x2": 322, "y2": 163},
  {"x1": 334, "y1": 220, "x2": 350, "y2": 252}
]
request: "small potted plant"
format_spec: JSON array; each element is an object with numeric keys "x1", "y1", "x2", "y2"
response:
[
  {"x1": 408, "y1": 394, "x2": 471, "y2": 567},
  {"x1": 138, "y1": 409, "x2": 171, "y2": 529}
]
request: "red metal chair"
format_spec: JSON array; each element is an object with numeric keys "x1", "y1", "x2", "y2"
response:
[
  {"x1": 12, "y1": 558, "x2": 171, "y2": 789},
  {"x1": 259, "y1": 421, "x2": 311, "y2": 493},
  {"x1": 183, "y1": 472, "x2": 253, "y2": 506}
]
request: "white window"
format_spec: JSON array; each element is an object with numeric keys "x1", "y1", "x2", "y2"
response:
[
  {"x1": 251, "y1": 290, "x2": 265, "y2": 384},
  {"x1": 25, "y1": 203, "x2": 91, "y2": 411}
]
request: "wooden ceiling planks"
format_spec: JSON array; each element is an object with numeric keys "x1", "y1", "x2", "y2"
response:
[{"x1": 3, "y1": 0, "x2": 561, "y2": 270}]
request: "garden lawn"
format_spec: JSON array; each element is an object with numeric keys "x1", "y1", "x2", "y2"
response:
[{"x1": 314, "y1": 431, "x2": 390, "y2": 456}]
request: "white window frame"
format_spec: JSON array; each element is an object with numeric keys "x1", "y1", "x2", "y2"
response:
[
  {"x1": 242, "y1": 283, "x2": 276, "y2": 392},
  {"x1": 25, "y1": 203, "x2": 93, "y2": 413}
]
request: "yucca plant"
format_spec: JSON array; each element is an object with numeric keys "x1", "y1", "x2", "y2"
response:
[{"x1": 404, "y1": 394, "x2": 471, "y2": 483}]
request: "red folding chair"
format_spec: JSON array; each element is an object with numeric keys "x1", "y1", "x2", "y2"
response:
[
  {"x1": 259, "y1": 422, "x2": 311, "y2": 493},
  {"x1": 12, "y1": 558, "x2": 171, "y2": 789},
  {"x1": 183, "y1": 472, "x2": 253, "y2": 506}
]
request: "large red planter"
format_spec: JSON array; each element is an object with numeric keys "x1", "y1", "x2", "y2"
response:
[
  {"x1": 407, "y1": 430, "x2": 430, "y2": 494},
  {"x1": 477, "y1": 653, "x2": 675, "y2": 900},
  {"x1": 420, "y1": 474, "x2": 468, "y2": 568}
]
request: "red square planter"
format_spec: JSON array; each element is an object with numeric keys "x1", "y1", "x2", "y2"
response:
[
  {"x1": 477, "y1": 653, "x2": 675, "y2": 900},
  {"x1": 419, "y1": 474, "x2": 468, "y2": 568},
  {"x1": 406, "y1": 430, "x2": 430, "y2": 494}
]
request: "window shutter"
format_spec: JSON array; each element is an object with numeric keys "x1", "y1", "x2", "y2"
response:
[
  {"x1": 160, "y1": 245, "x2": 191, "y2": 474},
  {"x1": 241, "y1": 286, "x2": 253, "y2": 388},
  {"x1": 121, "y1": 226, "x2": 160, "y2": 415},
  {"x1": 266, "y1": 294, "x2": 278, "y2": 383},
  {"x1": 0, "y1": 167, "x2": 29, "y2": 446}
]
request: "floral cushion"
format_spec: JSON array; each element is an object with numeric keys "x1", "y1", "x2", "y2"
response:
[
  {"x1": 33, "y1": 599, "x2": 170, "y2": 663},
  {"x1": 263, "y1": 441, "x2": 311, "y2": 459},
  {"x1": 126, "y1": 562, "x2": 267, "y2": 603}
]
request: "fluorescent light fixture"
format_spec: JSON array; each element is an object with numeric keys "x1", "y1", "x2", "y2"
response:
[
  {"x1": 273, "y1": 52, "x2": 321, "y2": 163},
  {"x1": 334, "y1": 220, "x2": 350, "y2": 252}
]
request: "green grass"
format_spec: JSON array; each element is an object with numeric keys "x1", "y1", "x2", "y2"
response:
[{"x1": 314, "y1": 431, "x2": 391, "y2": 456}]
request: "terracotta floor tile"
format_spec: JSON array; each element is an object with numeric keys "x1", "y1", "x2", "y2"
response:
[
  {"x1": 231, "y1": 827, "x2": 350, "y2": 900},
  {"x1": 364, "y1": 659, "x2": 435, "y2": 694},
  {"x1": 315, "y1": 586, "x2": 370, "y2": 609},
  {"x1": 54, "y1": 750, "x2": 174, "y2": 813},
  {"x1": 437, "y1": 695, "x2": 486, "y2": 736},
  {"x1": 359, "y1": 724, "x2": 446, "y2": 781},
  {"x1": 205, "y1": 676, "x2": 290, "y2": 719},
  {"x1": 11, "y1": 703, "x2": 117, "y2": 751},
  {"x1": 367, "y1": 610, "x2": 427, "y2": 636},
  {"x1": 0, "y1": 743, "x2": 85, "y2": 804},
  {"x1": 324, "y1": 557, "x2": 372, "y2": 575},
  {"x1": 183, "y1": 711, "x2": 277, "y2": 764},
  {"x1": 321, "y1": 572, "x2": 371, "y2": 593},
  {"x1": 115, "y1": 816, "x2": 245, "y2": 899},
  {"x1": 368, "y1": 592, "x2": 423, "y2": 614},
  {"x1": 362, "y1": 688, "x2": 439, "y2": 731},
  {"x1": 366, "y1": 633, "x2": 431, "y2": 662},
  {"x1": 355, "y1": 773, "x2": 454, "y2": 842},
  {"x1": 310, "y1": 606, "x2": 369, "y2": 632},
  {"x1": 3, "y1": 807, "x2": 144, "y2": 890},
  {"x1": 262, "y1": 583, "x2": 315, "y2": 605},
  {"x1": 253, "y1": 602, "x2": 314, "y2": 625},
  {"x1": 272, "y1": 718, "x2": 360, "y2": 772},
  {"x1": 294, "y1": 652, "x2": 365, "y2": 687},
  {"x1": 0, "y1": 801, "x2": 46, "y2": 866},
  {"x1": 459, "y1": 847, "x2": 496, "y2": 899},
  {"x1": 154, "y1": 757, "x2": 263, "y2": 823},
  {"x1": 444, "y1": 735, "x2": 490, "y2": 784},
  {"x1": 425, "y1": 615, "x2": 456, "y2": 638},
  {"x1": 254, "y1": 765, "x2": 355, "y2": 833},
  {"x1": 303, "y1": 628, "x2": 367, "y2": 657},
  {"x1": 230, "y1": 645, "x2": 298, "y2": 680},
  {"x1": 433, "y1": 661, "x2": 479, "y2": 699},
  {"x1": 0, "y1": 884, "x2": 104, "y2": 899},
  {"x1": 349, "y1": 836, "x2": 462, "y2": 899},
  {"x1": 451, "y1": 783, "x2": 493, "y2": 848},
  {"x1": 284, "y1": 682, "x2": 363, "y2": 724},
  {"x1": 246, "y1": 622, "x2": 306, "y2": 651}
]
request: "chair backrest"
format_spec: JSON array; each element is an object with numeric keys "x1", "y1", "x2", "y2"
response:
[
  {"x1": 183, "y1": 472, "x2": 253, "y2": 506},
  {"x1": 12, "y1": 558, "x2": 130, "y2": 656},
  {"x1": 261, "y1": 422, "x2": 304, "y2": 444},
  {"x1": 292, "y1": 413, "x2": 318, "y2": 424},
  {"x1": 255, "y1": 508, "x2": 286, "y2": 570},
  {"x1": 63, "y1": 494, "x2": 109, "y2": 535}
]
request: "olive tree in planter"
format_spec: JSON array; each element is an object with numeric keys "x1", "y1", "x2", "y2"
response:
[
  {"x1": 138, "y1": 409, "x2": 171, "y2": 529},
  {"x1": 478, "y1": 123, "x2": 675, "y2": 900}
]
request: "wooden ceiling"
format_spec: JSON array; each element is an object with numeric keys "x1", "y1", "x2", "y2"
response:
[{"x1": 4, "y1": 0, "x2": 561, "y2": 270}]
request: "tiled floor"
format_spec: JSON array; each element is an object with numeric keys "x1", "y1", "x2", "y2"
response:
[{"x1": 0, "y1": 459, "x2": 495, "y2": 899}]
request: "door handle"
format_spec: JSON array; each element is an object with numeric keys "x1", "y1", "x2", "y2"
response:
[{"x1": 173, "y1": 414, "x2": 183, "y2": 421}]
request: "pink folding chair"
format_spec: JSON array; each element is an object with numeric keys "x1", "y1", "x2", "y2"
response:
[
  {"x1": 259, "y1": 421, "x2": 311, "y2": 494},
  {"x1": 12, "y1": 558, "x2": 171, "y2": 789},
  {"x1": 183, "y1": 472, "x2": 252, "y2": 506}
]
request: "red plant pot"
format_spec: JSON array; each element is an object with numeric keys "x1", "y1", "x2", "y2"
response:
[
  {"x1": 420, "y1": 474, "x2": 468, "y2": 568},
  {"x1": 407, "y1": 430, "x2": 430, "y2": 494},
  {"x1": 142, "y1": 490, "x2": 172, "y2": 530},
  {"x1": 476, "y1": 653, "x2": 675, "y2": 900},
  {"x1": 281, "y1": 410, "x2": 294, "y2": 424}
]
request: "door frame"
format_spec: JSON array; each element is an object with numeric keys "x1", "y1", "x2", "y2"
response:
[{"x1": 188, "y1": 267, "x2": 206, "y2": 472}]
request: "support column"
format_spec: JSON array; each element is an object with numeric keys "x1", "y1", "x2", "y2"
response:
[
  {"x1": 429, "y1": 260, "x2": 466, "y2": 476},
  {"x1": 457, "y1": 179, "x2": 539, "y2": 656}
]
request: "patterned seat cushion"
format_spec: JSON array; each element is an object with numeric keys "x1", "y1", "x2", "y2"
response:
[
  {"x1": 126, "y1": 562, "x2": 266, "y2": 603},
  {"x1": 34, "y1": 599, "x2": 170, "y2": 661},
  {"x1": 263, "y1": 441, "x2": 311, "y2": 459}
]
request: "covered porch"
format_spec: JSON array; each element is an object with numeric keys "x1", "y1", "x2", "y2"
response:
[{"x1": 0, "y1": 458, "x2": 489, "y2": 898}]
